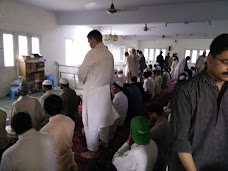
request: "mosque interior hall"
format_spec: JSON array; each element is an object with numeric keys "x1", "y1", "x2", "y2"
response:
[{"x1": 0, "y1": 0, "x2": 228, "y2": 170}]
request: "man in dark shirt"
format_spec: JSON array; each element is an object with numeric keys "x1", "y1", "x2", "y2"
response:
[
  {"x1": 59, "y1": 78, "x2": 79, "y2": 122},
  {"x1": 168, "y1": 33, "x2": 228, "y2": 171},
  {"x1": 156, "y1": 51, "x2": 164, "y2": 69}
]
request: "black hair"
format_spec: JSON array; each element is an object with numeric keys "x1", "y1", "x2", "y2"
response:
[
  {"x1": 11, "y1": 112, "x2": 32, "y2": 135},
  {"x1": 209, "y1": 34, "x2": 228, "y2": 57},
  {"x1": 164, "y1": 67, "x2": 169, "y2": 72},
  {"x1": 113, "y1": 82, "x2": 123, "y2": 91},
  {"x1": 125, "y1": 52, "x2": 129, "y2": 56},
  {"x1": 143, "y1": 71, "x2": 149, "y2": 78},
  {"x1": 131, "y1": 76, "x2": 137, "y2": 82},
  {"x1": 147, "y1": 103, "x2": 163, "y2": 116},
  {"x1": 60, "y1": 83, "x2": 69, "y2": 88},
  {"x1": 87, "y1": 30, "x2": 102, "y2": 42},
  {"x1": 44, "y1": 95, "x2": 63, "y2": 116},
  {"x1": 43, "y1": 85, "x2": 52, "y2": 90}
]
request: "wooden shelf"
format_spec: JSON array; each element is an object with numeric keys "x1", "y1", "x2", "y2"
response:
[{"x1": 18, "y1": 58, "x2": 45, "y2": 93}]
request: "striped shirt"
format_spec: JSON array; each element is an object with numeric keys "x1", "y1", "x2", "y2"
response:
[{"x1": 168, "y1": 71, "x2": 228, "y2": 171}]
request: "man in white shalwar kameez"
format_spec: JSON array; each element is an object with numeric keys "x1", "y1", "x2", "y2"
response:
[
  {"x1": 173, "y1": 56, "x2": 191, "y2": 80},
  {"x1": 125, "y1": 52, "x2": 136, "y2": 83},
  {"x1": 78, "y1": 30, "x2": 119, "y2": 159}
]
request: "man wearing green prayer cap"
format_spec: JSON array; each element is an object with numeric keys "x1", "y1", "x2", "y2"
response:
[{"x1": 112, "y1": 116, "x2": 158, "y2": 171}]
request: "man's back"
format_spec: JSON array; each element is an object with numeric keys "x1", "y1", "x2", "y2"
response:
[
  {"x1": 11, "y1": 95, "x2": 45, "y2": 130},
  {"x1": 41, "y1": 114, "x2": 75, "y2": 171},
  {"x1": 39, "y1": 90, "x2": 56, "y2": 107},
  {"x1": 0, "y1": 129, "x2": 56, "y2": 171},
  {"x1": 112, "y1": 140, "x2": 158, "y2": 171},
  {"x1": 0, "y1": 108, "x2": 9, "y2": 150},
  {"x1": 60, "y1": 87, "x2": 78, "y2": 121},
  {"x1": 78, "y1": 43, "x2": 114, "y2": 90}
]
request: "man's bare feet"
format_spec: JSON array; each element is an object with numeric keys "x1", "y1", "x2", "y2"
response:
[{"x1": 80, "y1": 151, "x2": 101, "y2": 159}]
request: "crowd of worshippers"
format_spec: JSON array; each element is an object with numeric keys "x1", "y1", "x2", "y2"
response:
[
  {"x1": 0, "y1": 78, "x2": 81, "y2": 171},
  {"x1": 0, "y1": 53, "x2": 208, "y2": 171},
  {"x1": 0, "y1": 31, "x2": 227, "y2": 171}
]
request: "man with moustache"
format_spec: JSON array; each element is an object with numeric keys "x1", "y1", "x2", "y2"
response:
[{"x1": 168, "y1": 34, "x2": 228, "y2": 171}]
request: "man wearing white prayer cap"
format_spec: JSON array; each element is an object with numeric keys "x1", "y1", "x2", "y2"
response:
[
  {"x1": 59, "y1": 78, "x2": 79, "y2": 122},
  {"x1": 39, "y1": 80, "x2": 56, "y2": 108}
]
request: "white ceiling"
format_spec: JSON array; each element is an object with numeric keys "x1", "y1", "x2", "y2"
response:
[{"x1": 14, "y1": 0, "x2": 228, "y2": 40}]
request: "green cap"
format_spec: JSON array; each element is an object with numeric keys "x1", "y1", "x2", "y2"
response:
[{"x1": 130, "y1": 116, "x2": 150, "y2": 145}]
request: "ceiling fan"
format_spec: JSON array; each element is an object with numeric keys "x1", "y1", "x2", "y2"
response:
[
  {"x1": 107, "y1": 0, "x2": 136, "y2": 14},
  {"x1": 143, "y1": 24, "x2": 156, "y2": 32},
  {"x1": 162, "y1": 35, "x2": 175, "y2": 39},
  {"x1": 107, "y1": 0, "x2": 119, "y2": 14}
]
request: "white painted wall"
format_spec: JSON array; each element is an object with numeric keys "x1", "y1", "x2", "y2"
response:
[
  {"x1": 104, "y1": 36, "x2": 139, "y2": 49},
  {"x1": 0, "y1": 0, "x2": 93, "y2": 97},
  {"x1": 0, "y1": 0, "x2": 214, "y2": 98},
  {"x1": 139, "y1": 39, "x2": 212, "y2": 61}
]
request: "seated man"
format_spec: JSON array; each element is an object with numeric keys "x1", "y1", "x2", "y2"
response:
[
  {"x1": 39, "y1": 80, "x2": 56, "y2": 107},
  {"x1": 112, "y1": 81, "x2": 128, "y2": 126},
  {"x1": 112, "y1": 116, "x2": 158, "y2": 171},
  {"x1": 0, "y1": 112, "x2": 56, "y2": 171},
  {"x1": 123, "y1": 84, "x2": 144, "y2": 124},
  {"x1": 147, "y1": 103, "x2": 170, "y2": 171},
  {"x1": 41, "y1": 94, "x2": 78, "y2": 171},
  {"x1": 117, "y1": 69, "x2": 127, "y2": 83},
  {"x1": 0, "y1": 108, "x2": 10, "y2": 156},
  {"x1": 59, "y1": 78, "x2": 79, "y2": 122},
  {"x1": 11, "y1": 82, "x2": 46, "y2": 131},
  {"x1": 143, "y1": 71, "x2": 155, "y2": 101},
  {"x1": 109, "y1": 81, "x2": 128, "y2": 141}
]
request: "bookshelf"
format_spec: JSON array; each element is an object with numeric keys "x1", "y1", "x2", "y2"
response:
[{"x1": 18, "y1": 56, "x2": 45, "y2": 92}]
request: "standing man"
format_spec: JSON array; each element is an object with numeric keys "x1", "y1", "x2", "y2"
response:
[
  {"x1": 78, "y1": 30, "x2": 118, "y2": 159},
  {"x1": 173, "y1": 56, "x2": 191, "y2": 80},
  {"x1": 168, "y1": 34, "x2": 228, "y2": 171},
  {"x1": 156, "y1": 51, "x2": 164, "y2": 69},
  {"x1": 165, "y1": 52, "x2": 170, "y2": 67},
  {"x1": 195, "y1": 51, "x2": 207, "y2": 73},
  {"x1": 59, "y1": 78, "x2": 79, "y2": 122}
]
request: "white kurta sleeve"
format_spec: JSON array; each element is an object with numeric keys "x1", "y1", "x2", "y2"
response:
[
  {"x1": 112, "y1": 143, "x2": 137, "y2": 171},
  {"x1": 78, "y1": 50, "x2": 95, "y2": 84}
]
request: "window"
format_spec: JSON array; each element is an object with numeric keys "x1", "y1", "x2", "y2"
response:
[
  {"x1": 31, "y1": 37, "x2": 40, "y2": 54},
  {"x1": 65, "y1": 39, "x2": 74, "y2": 66},
  {"x1": 185, "y1": 50, "x2": 191, "y2": 57},
  {"x1": 192, "y1": 50, "x2": 198, "y2": 63},
  {"x1": 144, "y1": 49, "x2": 149, "y2": 60},
  {"x1": 18, "y1": 35, "x2": 28, "y2": 59},
  {"x1": 161, "y1": 49, "x2": 167, "y2": 57},
  {"x1": 3, "y1": 34, "x2": 14, "y2": 67},
  {"x1": 144, "y1": 48, "x2": 167, "y2": 63},
  {"x1": 155, "y1": 49, "x2": 160, "y2": 58},
  {"x1": 65, "y1": 38, "x2": 90, "y2": 66},
  {"x1": 184, "y1": 49, "x2": 209, "y2": 63},
  {"x1": 149, "y1": 49, "x2": 154, "y2": 61},
  {"x1": 106, "y1": 44, "x2": 125, "y2": 63}
]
